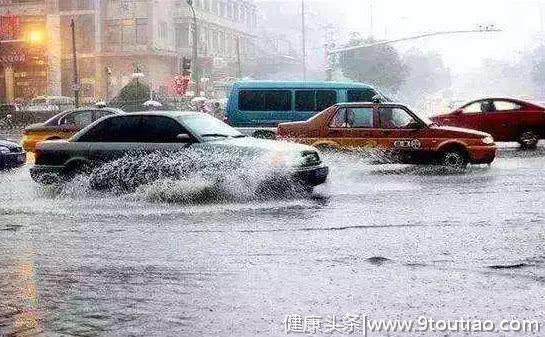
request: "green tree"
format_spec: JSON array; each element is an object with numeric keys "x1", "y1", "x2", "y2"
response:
[
  {"x1": 110, "y1": 79, "x2": 151, "y2": 107},
  {"x1": 339, "y1": 37, "x2": 408, "y2": 94}
]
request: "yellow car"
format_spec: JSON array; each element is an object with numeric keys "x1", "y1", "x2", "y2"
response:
[{"x1": 22, "y1": 107, "x2": 123, "y2": 152}]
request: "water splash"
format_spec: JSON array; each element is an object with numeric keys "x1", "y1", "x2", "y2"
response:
[{"x1": 52, "y1": 148, "x2": 311, "y2": 204}]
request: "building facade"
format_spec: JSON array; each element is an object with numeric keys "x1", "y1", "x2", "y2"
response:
[{"x1": 0, "y1": 0, "x2": 257, "y2": 103}]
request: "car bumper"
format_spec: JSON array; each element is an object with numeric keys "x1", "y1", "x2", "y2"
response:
[
  {"x1": 0, "y1": 152, "x2": 27, "y2": 169},
  {"x1": 469, "y1": 145, "x2": 497, "y2": 164},
  {"x1": 291, "y1": 165, "x2": 329, "y2": 187},
  {"x1": 30, "y1": 165, "x2": 65, "y2": 184}
]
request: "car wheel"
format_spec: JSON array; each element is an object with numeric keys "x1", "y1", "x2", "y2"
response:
[
  {"x1": 64, "y1": 161, "x2": 91, "y2": 180},
  {"x1": 440, "y1": 149, "x2": 468, "y2": 169},
  {"x1": 253, "y1": 130, "x2": 276, "y2": 139},
  {"x1": 315, "y1": 144, "x2": 337, "y2": 153},
  {"x1": 518, "y1": 130, "x2": 539, "y2": 150}
]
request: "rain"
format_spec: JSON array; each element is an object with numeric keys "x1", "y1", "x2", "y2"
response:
[{"x1": 1, "y1": 0, "x2": 545, "y2": 336}]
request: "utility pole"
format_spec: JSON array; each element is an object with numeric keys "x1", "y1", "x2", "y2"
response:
[
  {"x1": 70, "y1": 18, "x2": 80, "y2": 108},
  {"x1": 187, "y1": 0, "x2": 200, "y2": 96},
  {"x1": 236, "y1": 37, "x2": 242, "y2": 78},
  {"x1": 301, "y1": 0, "x2": 307, "y2": 80},
  {"x1": 369, "y1": 0, "x2": 374, "y2": 38}
]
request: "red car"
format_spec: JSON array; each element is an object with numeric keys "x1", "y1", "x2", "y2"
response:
[{"x1": 432, "y1": 98, "x2": 545, "y2": 149}]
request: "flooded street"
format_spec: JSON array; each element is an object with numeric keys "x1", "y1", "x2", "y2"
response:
[{"x1": 1, "y1": 146, "x2": 545, "y2": 336}]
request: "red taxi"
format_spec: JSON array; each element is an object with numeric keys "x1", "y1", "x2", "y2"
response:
[{"x1": 277, "y1": 103, "x2": 497, "y2": 168}]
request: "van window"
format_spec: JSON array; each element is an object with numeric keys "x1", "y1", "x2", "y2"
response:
[
  {"x1": 295, "y1": 90, "x2": 337, "y2": 112},
  {"x1": 347, "y1": 89, "x2": 377, "y2": 103},
  {"x1": 239, "y1": 90, "x2": 292, "y2": 111}
]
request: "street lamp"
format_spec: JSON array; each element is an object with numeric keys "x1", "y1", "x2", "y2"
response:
[
  {"x1": 26, "y1": 30, "x2": 45, "y2": 45},
  {"x1": 187, "y1": 0, "x2": 199, "y2": 95}
]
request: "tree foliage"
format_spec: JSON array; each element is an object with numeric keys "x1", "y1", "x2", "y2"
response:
[
  {"x1": 339, "y1": 37, "x2": 408, "y2": 94},
  {"x1": 400, "y1": 49, "x2": 451, "y2": 99},
  {"x1": 110, "y1": 79, "x2": 151, "y2": 106}
]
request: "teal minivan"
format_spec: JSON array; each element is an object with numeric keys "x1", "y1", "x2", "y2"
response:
[{"x1": 225, "y1": 81, "x2": 385, "y2": 129}]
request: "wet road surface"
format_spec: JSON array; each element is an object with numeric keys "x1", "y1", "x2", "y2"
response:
[{"x1": 1, "y1": 145, "x2": 545, "y2": 336}]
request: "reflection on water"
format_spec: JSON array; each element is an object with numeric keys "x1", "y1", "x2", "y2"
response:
[{"x1": 0, "y1": 250, "x2": 42, "y2": 336}]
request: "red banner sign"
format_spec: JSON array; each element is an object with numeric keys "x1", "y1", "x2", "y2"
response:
[{"x1": 0, "y1": 14, "x2": 21, "y2": 40}]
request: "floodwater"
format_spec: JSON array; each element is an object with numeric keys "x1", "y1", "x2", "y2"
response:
[{"x1": 1, "y1": 145, "x2": 545, "y2": 336}]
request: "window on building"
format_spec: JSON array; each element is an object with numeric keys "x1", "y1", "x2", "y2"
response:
[
  {"x1": 136, "y1": 19, "x2": 148, "y2": 44},
  {"x1": 239, "y1": 90, "x2": 292, "y2": 111},
  {"x1": 220, "y1": 1, "x2": 226, "y2": 17},
  {"x1": 219, "y1": 31, "x2": 225, "y2": 54},
  {"x1": 233, "y1": 3, "x2": 239, "y2": 20},
  {"x1": 135, "y1": 0, "x2": 148, "y2": 17},
  {"x1": 159, "y1": 21, "x2": 168, "y2": 40},
  {"x1": 105, "y1": 20, "x2": 121, "y2": 45},
  {"x1": 122, "y1": 23, "x2": 136, "y2": 47},
  {"x1": 212, "y1": 0, "x2": 218, "y2": 14},
  {"x1": 59, "y1": 0, "x2": 94, "y2": 10},
  {"x1": 176, "y1": 24, "x2": 189, "y2": 49},
  {"x1": 226, "y1": 1, "x2": 233, "y2": 18}
]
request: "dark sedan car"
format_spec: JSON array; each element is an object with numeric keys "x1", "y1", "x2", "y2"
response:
[
  {"x1": 432, "y1": 98, "x2": 545, "y2": 149},
  {"x1": 22, "y1": 106, "x2": 123, "y2": 152},
  {"x1": 30, "y1": 112, "x2": 329, "y2": 190},
  {"x1": 0, "y1": 137, "x2": 26, "y2": 169}
]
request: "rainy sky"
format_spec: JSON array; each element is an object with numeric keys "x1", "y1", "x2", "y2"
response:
[{"x1": 339, "y1": 0, "x2": 545, "y2": 71}]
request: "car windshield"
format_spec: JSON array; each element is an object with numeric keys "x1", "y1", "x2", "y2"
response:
[{"x1": 180, "y1": 114, "x2": 244, "y2": 140}]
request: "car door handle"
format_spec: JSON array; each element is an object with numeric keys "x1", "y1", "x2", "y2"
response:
[{"x1": 328, "y1": 129, "x2": 340, "y2": 136}]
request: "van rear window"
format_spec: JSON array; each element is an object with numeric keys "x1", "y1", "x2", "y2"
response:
[
  {"x1": 347, "y1": 89, "x2": 377, "y2": 103},
  {"x1": 239, "y1": 90, "x2": 292, "y2": 111}
]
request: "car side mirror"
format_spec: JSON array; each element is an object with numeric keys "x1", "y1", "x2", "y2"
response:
[
  {"x1": 454, "y1": 109, "x2": 463, "y2": 114},
  {"x1": 176, "y1": 133, "x2": 192, "y2": 142}
]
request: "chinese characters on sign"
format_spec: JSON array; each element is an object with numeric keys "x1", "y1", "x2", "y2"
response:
[{"x1": 285, "y1": 314, "x2": 366, "y2": 335}]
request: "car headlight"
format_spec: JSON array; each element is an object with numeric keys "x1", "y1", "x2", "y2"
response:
[
  {"x1": 0, "y1": 146, "x2": 10, "y2": 154},
  {"x1": 482, "y1": 136, "x2": 494, "y2": 145}
]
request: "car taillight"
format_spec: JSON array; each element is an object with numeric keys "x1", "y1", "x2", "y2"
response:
[
  {"x1": 34, "y1": 149, "x2": 42, "y2": 164},
  {"x1": 277, "y1": 126, "x2": 286, "y2": 137}
]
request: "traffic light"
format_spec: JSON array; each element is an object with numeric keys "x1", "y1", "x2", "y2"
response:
[
  {"x1": 183, "y1": 57, "x2": 191, "y2": 70},
  {"x1": 182, "y1": 57, "x2": 192, "y2": 76}
]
